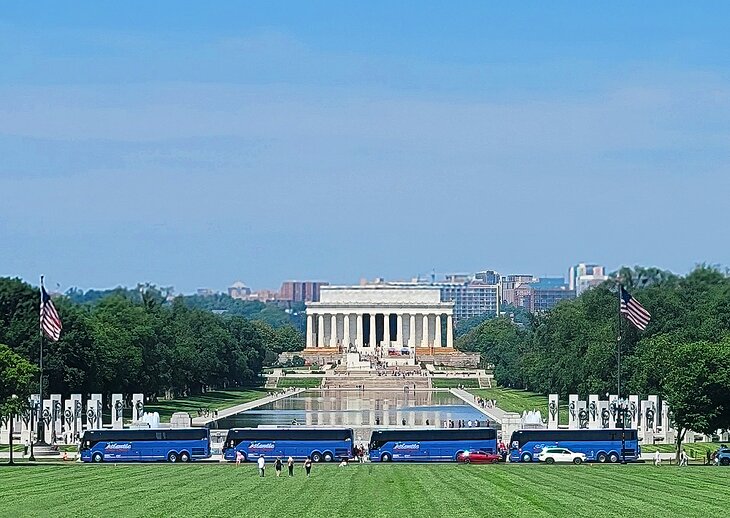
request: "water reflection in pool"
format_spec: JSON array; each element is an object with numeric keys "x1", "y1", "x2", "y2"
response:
[{"x1": 211, "y1": 390, "x2": 487, "y2": 429}]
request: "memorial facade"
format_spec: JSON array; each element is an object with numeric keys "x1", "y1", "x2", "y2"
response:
[{"x1": 304, "y1": 285, "x2": 455, "y2": 352}]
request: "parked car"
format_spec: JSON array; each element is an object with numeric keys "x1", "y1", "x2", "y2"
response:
[
  {"x1": 537, "y1": 447, "x2": 586, "y2": 465},
  {"x1": 716, "y1": 448, "x2": 730, "y2": 466},
  {"x1": 456, "y1": 450, "x2": 501, "y2": 464}
]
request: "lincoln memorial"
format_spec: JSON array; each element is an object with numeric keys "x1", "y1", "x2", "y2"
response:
[{"x1": 304, "y1": 285, "x2": 454, "y2": 353}]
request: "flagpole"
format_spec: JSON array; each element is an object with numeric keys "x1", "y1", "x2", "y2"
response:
[
  {"x1": 37, "y1": 275, "x2": 45, "y2": 449},
  {"x1": 616, "y1": 282, "x2": 622, "y2": 398}
]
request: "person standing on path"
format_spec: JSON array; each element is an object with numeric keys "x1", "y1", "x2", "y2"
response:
[
  {"x1": 304, "y1": 457, "x2": 312, "y2": 477},
  {"x1": 287, "y1": 456, "x2": 294, "y2": 476},
  {"x1": 258, "y1": 455, "x2": 266, "y2": 477},
  {"x1": 654, "y1": 450, "x2": 661, "y2": 466},
  {"x1": 275, "y1": 457, "x2": 282, "y2": 477}
]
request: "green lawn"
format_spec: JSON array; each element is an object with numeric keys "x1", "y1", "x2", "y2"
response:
[
  {"x1": 470, "y1": 387, "x2": 570, "y2": 423},
  {"x1": 277, "y1": 377, "x2": 323, "y2": 389},
  {"x1": 1, "y1": 463, "x2": 728, "y2": 517},
  {"x1": 144, "y1": 388, "x2": 268, "y2": 422},
  {"x1": 431, "y1": 378, "x2": 480, "y2": 388},
  {"x1": 642, "y1": 442, "x2": 723, "y2": 460}
]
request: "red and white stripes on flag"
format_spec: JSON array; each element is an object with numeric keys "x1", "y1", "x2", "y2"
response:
[
  {"x1": 40, "y1": 282, "x2": 62, "y2": 341},
  {"x1": 620, "y1": 285, "x2": 651, "y2": 331}
]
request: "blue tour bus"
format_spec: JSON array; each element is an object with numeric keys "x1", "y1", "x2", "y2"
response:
[
  {"x1": 509, "y1": 428, "x2": 640, "y2": 463},
  {"x1": 80, "y1": 428, "x2": 211, "y2": 463},
  {"x1": 369, "y1": 428, "x2": 497, "y2": 462},
  {"x1": 223, "y1": 427, "x2": 354, "y2": 463}
]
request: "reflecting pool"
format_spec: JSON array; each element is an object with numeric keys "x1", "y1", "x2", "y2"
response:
[{"x1": 211, "y1": 390, "x2": 487, "y2": 430}]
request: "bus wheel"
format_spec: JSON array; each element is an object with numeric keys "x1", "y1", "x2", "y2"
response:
[
  {"x1": 381, "y1": 453, "x2": 392, "y2": 462},
  {"x1": 597, "y1": 452, "x2": 607, "y2": 463},
  {"x1": 311, "y1": 452, "x2": 322, "y2": 463},
  {"x1": 323, "y1": 452, "x2": 333, "y2": 462},
  {"x1": 92, "y1": 452, "x2": 103, "y2": 463},
  {"x1": 180, "y1": 451, "x2": 191, "y2": 463},
  {"x1": 608, "y1": 453, "x2": 619, "y2": 463},
  {"x1": 573, "y1": 457, "x2": 583, "y2": 465},
  {"x1": 521, "y1": 453, "x2": 532, "y2": 463},
  {"x1": 168, "y1": 452, "x2": 178, "y2": 463}
]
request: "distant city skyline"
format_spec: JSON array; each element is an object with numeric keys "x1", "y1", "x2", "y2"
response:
[
  {"x1": 2, "y1": 3, "x2": 729, "y2": 293},
  {"x1": 8, "y1": 259, "x2": 706, "y2": 297}
]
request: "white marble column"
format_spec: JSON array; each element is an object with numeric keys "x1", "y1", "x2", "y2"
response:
[
  {"x1": 446, "y1": 314, "x2": 454, "y2": 348},
  {"x1": 384, "y1": 313, "x2": 391, "y2": 346},
  {"x1": 317, "y1": 314, "x2": 324, "y2": 348},
  {"x1": 369, "y1": 314, "x2": 376, "y2": 347},
  {"x1": 422, "y1": 314, "x2": 429, "y2": 347},
  {"x1": 356, "y1": 314, "x2": 363, "y2": 348},
  {"x1": 409, "y1": 314, "x2": 416, "y2": 347},
  {"x1": 397, "y1": 313, "x2": 404, "y2": 346},
  {"x1": 330, "y1": 314, "x2": 338, "y2": 347},
  {"x1": 343, "y1": 314, "x2": 351, "y2": 348},
  {"x1": 435, "y1": 314, "x2": 442, "y2": 348},
  {"x1": 306, "y1": 314, "x2": 313, "y2": 348}
]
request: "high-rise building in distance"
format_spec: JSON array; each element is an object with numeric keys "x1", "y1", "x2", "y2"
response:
[
  {"x1": 569, "y1": 263, "x2": 608, "y2": 296},
  {"x1": 279, "y1": 281, "x2": 329, "y2": 303}
]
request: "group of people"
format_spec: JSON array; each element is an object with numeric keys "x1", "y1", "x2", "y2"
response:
[
  {"x1": 441, "y1": 419, "x2": 488, "y2": 429},
  {"x1": 653, "y1": 449, "x2": 694, "y2": 466},
  {"x1": 238, "y1": 455, "x2": 313, "y2": 478},
  {"x1": 706, "y1": 445, "x2": 727, "y2": 465},
  {"x1": 352, "y1": 444, "x2": 367, "y2": 462},
  {"x1": 473, "y1": 395, "x2": 497, "y2": 409}
]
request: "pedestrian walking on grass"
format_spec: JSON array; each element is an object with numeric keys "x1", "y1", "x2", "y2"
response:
[
  {"x1": 275, "y1": 457, "x2": 282, "y2": 477},
  {"x1": 304, "y1": 457, "x2": 312, "y2": 477},
  {"x1": 236, "y1": 450, "x2": 244, "y2": 466},
  {"x1": 287, "y1": 456, "x2": 294, "y2": 476},
  {"x1": 680, "y1": 449, "x2": 689, "y2": 467},
  {"x1": 258, "y1": 455, "x2": 266, "y2": 477}
]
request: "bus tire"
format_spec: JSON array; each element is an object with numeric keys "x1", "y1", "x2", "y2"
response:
[
  {"x1": 521, "y1": 452, "x2": 532, "y2": 463},
  {"x1": 92, "y1": 452, "x2": 103, "y2": 463},
  {"x1": 608, "y1": 452, "x2": 619, "y2": 463},
  {"x1": 545, "y1": 457, "x2": 555, "y2": 464},
  {"x1": 311, "y1": 451, "x2": 322, "y2": 463},
  {"x1": 597, "y1": 452, "x2": 607, "y2": 463},
  {"x1": 168, "y1": 451, "x2": 178, "y2": 463},
  {"x1": 180, "y1": 451, "x2": 191, "y2": 463},
  {"x1": 323, "y1": 452, "x2": 333, "y2": 462},
  {"x1": 573, "y1": 457, "x2": 583, "y2": 465},
  {"x1": 381, "y1": 452, "x2": 392, "y2": 462}
]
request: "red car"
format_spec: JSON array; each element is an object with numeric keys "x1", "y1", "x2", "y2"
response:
[{"x1": 456, "y1": 450, "x2": 501, "y2": 464}]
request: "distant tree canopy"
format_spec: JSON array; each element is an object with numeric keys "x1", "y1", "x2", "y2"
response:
[
  {"x1": 0, "y1": 278, "x2": 305, "y2": 399},
  {"x1": 457, "y1": 265, "x2": 730, "y2": 438},
  {"x1": 0, "y1": 343, "x2": 38, "y2": 417}
]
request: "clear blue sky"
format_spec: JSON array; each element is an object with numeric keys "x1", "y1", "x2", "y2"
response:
[{"x1": 2, "y1": 2, "x2": 729, "y2": 293}]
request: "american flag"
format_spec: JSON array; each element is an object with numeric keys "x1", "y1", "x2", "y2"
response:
[
  {"x1": 40, "y1": 281, "x2": 62, "y2": 341},
  {"x1": 620, "y1": 285, "x2": 651, "y2": 331}
]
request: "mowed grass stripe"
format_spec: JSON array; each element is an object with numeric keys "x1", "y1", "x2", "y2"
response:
[{"x1": 2, "y1": 463, "x2": 729, "y2": 518}]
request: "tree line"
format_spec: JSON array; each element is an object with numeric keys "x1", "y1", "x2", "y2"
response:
[
  {"x1": 457, "y1": 265, "x2": 730, "y2": 448},
  {"x1": 0, "y1": 278, "x2": 305, "y2": 401}
]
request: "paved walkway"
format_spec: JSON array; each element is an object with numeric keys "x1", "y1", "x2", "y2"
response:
[
  {"x1": 450, "y1": 388, "x2": 509, "y2": 425},
  {"x1": 192, "y1": 388, "x2": 305, "y2": 426}
]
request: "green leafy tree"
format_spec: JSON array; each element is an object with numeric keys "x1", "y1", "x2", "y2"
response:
[
  {"x1": 662, "y1": 339, "x2": 730, "y2": 461},
  {"x1": 0, "y1": 344, "x2": 38, "y2": 464}
]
